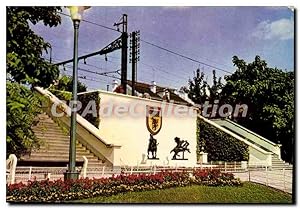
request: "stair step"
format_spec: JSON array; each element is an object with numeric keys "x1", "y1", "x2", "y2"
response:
[
  {"x1": 37, "y1": 139, "x2": 70, "y2": 144},
  {"x1": 19, "y1": 113, "x2": 111, "y2": 173},
  {"x1": 33, "y1": 150, "x2": 90, "y2": 155},
  {"x1": 33, "y1": 124, "x2": 63, "y2": 129},
  {"x1": 39, "y1": 146, "x2": 87, "y2": 151},
  {"x1": 34, "y1": 131, "x2": 69, "y2": 136},
  {"x1": 38, "y1": 140, "x2": 71, "y2": 145},
  {"x1": 28, "y1": 152, "x2": 98, "y2": 158},
  {"x1": 38, "y1": 139, "x2": 70, "y2": 144},
  {"x1": 21, "y1": 156, "x2": 99, "y2": 162},
  {"x1": 38, "y1": 145, "x2": 84, "y2": 150},
  {"x1": 39, "y1": 143, "x2": 83, "y2": 149},
  {"x1": 35, "y1": 136, "x2": 69, "y2": 140}
]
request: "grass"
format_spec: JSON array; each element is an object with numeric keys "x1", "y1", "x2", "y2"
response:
[{"x1": 76, "y1": 182, "x2": 292, "y2": 203}]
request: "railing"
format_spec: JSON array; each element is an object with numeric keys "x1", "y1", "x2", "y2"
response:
[
  {"x1": 245, "y1": 167, "x2": 293, "y2": 194},
  {"x1": 9, "y1": 161, "x2": 293, "y2": 194}
]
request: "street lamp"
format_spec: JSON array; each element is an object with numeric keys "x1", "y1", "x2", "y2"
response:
[{"x1": 64, "y1": 6, "x2": 90, "y2": 180}]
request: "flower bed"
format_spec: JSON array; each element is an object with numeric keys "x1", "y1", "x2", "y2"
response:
[
  {"x1": 193, "y1": 169, "x2": 242, "y2": 186},
  {"x1": 7, "y1": 170, "x2": 242, "y2": 202}
]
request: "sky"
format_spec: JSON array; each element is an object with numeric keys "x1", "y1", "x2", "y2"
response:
[{"x1": 31, "y1": 6, "x2": 294, "y2": 91}]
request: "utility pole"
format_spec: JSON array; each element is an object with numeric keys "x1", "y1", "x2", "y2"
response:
[
  {"x1": 55, "y1": 14, "x2": 129, "y2": 95},
  {"x1": 130, "y1": 30, "x2": 140, "y2": 96},
  {"x1": 115, "y1": 14, "x2": 128, "y2": 94}
]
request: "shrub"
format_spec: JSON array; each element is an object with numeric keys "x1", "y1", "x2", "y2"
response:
[
  {"x1": 7, "y1": 170, "x2": 242, "y2": 202},
  {"x1": 77, "y1": 91, "x2": 100, "y2": 128},
  {"x1": 49, "y1": 89, "x2": 101, "y2": 128}
]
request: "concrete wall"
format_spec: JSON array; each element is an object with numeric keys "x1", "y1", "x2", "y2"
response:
[
  {"x1": 249, "y1": 147, "x2": 272, "y2": 167},
  {"x1": 97, "y1": 91, "x2": 198, "y2": 167}
]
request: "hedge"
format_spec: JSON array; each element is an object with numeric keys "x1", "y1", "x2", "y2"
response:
[
  {"x1": 198, "y1": 118, "x2": 249, "y2": 162},
  {"x1": 7, "y1": 169, "x2": 242, "y2": 202},
  {"x1": 48, "y1": 89, "x2": 100, "y2": 128},
  {"x1": 77, "y1": 91, "x2": 100, "y2": 128}
]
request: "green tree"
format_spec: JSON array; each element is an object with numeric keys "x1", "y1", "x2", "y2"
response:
[
  {"x1": 51, "y1": 75, "x2": 87, "y2": 93},
  {"x1": 184, "y1": 68, "x2": 209, "y2": 104},
  {"x1": 6, "y1": 7, "x2": 62, "y2": 157},
  {"x1": 183, "y1": 69, "x2": 223, "y2": 105},
  {"x1": 7, "y1": 6, "x2": 61, "y2": 87},
  {"x1": 207, "y1": 70, "x2": 223, "y2": 102},
  {"x1": 6, "y1": 82, "x2": 43, "y2": 157},
  {"x1": 221, "y1": 55, "x2": 295, "y2": 162}
]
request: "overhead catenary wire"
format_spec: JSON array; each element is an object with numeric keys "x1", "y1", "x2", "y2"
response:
[
  {"x1": 58, "y1": 12, "x2": 121, "y2": 33},
  {"x1": 63, "y1": 68, "x2": 109, "y2": 83},
  {"x1": 58, "y1": 12, "x2": 232, "y2": 75},
  {"x1": 63, "y1": 64, "x2": 121, "y2": 80},
  {"x1": 58, "y1": 11, "x2": 232, "y2": 74},
  {"x1": 141, "y1": 32, "x2": 234, "y2": 70},
  {"x1": 140, "y1": 39, "x2": 232, "y2": 74},
  {"x1": 49, "y1": 13, "x2": 233, "y2": 89}
]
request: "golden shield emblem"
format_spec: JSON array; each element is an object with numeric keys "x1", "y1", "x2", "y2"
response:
[{"x1": 146, "y1": 106, "x2": 162, "y2": 135}]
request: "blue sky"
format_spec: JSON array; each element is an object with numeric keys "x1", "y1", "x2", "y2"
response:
[{"x1": 32, "y1": 6, "x2": 294, "y2": 91}]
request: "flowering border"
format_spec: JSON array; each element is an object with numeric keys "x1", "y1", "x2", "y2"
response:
[{"x1": 7, "y1": 169, "x2": 242, "y2": 202}]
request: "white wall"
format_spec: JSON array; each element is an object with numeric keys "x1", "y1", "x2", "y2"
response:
[
  {"x1": 249, "y1": 147, "x2": 272, "y2": 166},
  {"x1": 97, "y1": 91, "x2": 198, "y2": 167}
]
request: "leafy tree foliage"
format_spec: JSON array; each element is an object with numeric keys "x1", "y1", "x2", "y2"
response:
[
  {"x1": 183, "y1": 69, "x2": 208, "y2": 104},
  {"x1": 6, "y1": 7, "x2": 62, "y2": 157},
  {"x1": 221, "y1": 56, "x2": 294, "y2": 162},
  {"x1": 50, "y1": 75, "x2": 87, "y2": 93},
  {"x1": 207, "y1": 70, "x2": 223, "y2": 102},
  {"x1": 6, "y1": 82, "x2": 43, "y2": 157},
  {"x1": 185, "y1": 56, "x2": 294, "y2": 163},
  {"x1": 183, "y1": 69, "x2": 223, "y2": 105},
  {"x1": 7, "y1": 6, "x2": 61, "y2": 87}
]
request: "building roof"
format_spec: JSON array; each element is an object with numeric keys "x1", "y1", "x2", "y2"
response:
[{"x1": 116, "y1": 81, "x2": 192, "y2": 106}]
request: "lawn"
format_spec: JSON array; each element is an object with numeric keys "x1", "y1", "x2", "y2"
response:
[{"x1": 77, "y1": 182, "x2": 292, "y2": 203}]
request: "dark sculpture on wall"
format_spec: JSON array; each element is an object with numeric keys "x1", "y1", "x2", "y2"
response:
[
  {"x1": 147, "y1": 134, "x2": 159, "y2": 159},
  {"x1": 170, "y1": 137, "x2": 190, "y2": 160}
]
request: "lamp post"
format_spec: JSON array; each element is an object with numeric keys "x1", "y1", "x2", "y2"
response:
[{"x1": 64, "y1": 6, "x2": 90, "y2": 180}]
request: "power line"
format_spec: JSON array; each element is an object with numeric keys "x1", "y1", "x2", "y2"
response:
[
  {"x1": 141, "y1": 32, "x2": 233, "y2": 69},
  {"x1": 63, "y1": 68, "x2": 108, "y2": 82},
  {"x1": 43, "y1": 56, "x2": 121, "y2": 80},
  {"x1": 78, "y1": 60, "x2": 120, "y2": 72},
  {"x1": 63, "y1": 64, "x2": 121, "y2": 80},
  {"x1": 58, "y1": 12, "x2": 121, "y2": 33},
  {"x1": 140, "y1": 39, "x2": 232, "y2": 74},
  {"x1": 49, "y1": 56, "x2": 184, "y2": 87},
  {"x1": 58, "y1": 11, "x2": 232, "y2": 74},
  {"x1": 139, "y1": 61, "x2": 188, "y2": 81}
]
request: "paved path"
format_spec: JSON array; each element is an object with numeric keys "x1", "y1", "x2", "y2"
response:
[{"x1": 233, "y1": 169, "x2": 293, "y2": 194}]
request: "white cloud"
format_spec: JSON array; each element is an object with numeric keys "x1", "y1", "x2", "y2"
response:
[{"x1": 252, "y1": 17, "x2": 294, "y2": 40}]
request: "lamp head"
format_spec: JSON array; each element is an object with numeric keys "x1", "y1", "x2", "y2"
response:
[{"x1": 67, "y1": 6, "x2": 91, "y2": 21}]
